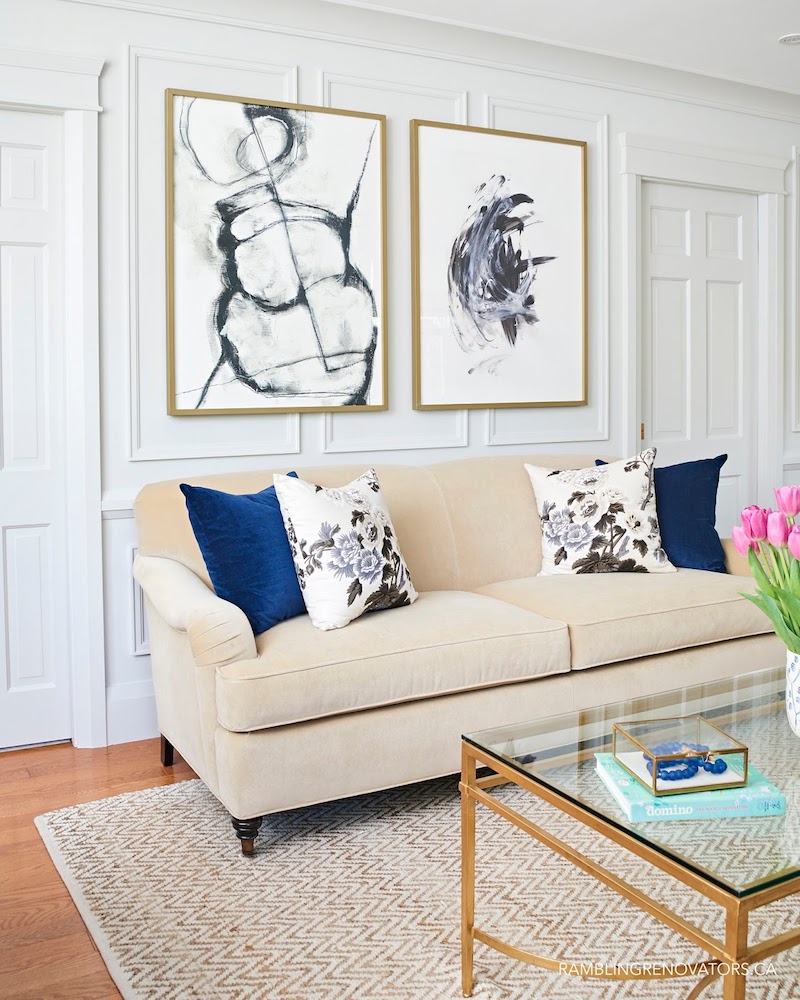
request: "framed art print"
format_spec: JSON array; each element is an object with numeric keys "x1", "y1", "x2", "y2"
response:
[
  {"x1": 410, "y1": 120, "x2": 587, "y2": 410},
  {"x1": 166, "y1": 90, "x2": 387, "y2": 415}
]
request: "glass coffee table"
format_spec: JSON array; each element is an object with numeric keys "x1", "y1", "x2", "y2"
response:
[{"x1": 461, "y1": 665, "x2": 800, "y2": 1000}]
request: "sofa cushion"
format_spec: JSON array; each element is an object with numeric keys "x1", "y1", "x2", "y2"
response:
[
  {"x1": 474, "y1": 570, "x2": 771, "y2": 671},
  {"x1": 215, "y1": 591, "x2": 570, "y2": 732}
]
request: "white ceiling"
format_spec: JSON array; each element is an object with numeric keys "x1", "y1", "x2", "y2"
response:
[{"x1": 317, "y1": 0, "x2": 800, "y2": 95}]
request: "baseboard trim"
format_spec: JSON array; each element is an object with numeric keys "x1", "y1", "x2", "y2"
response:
[{"x1": 106, "y1": 681, "x2": 158, "y2": 745}]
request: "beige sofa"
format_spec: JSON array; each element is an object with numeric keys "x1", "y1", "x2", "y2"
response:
[{"x1": 133, "y1": 454, "x2": 780, "y2": 854}]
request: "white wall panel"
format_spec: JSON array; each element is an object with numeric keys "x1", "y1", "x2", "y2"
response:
[
  {"x1": 322, "y1": 73, "x2": 469, "y2": 453},
  {"x1": 127, "y1": 46, "x2": 301, "y2": 462},
  {"x1": 483, "y1": 101, "x2": 609, "y2": 446}
]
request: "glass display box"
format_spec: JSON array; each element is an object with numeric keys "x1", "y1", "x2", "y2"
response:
[{"x1": 611, "y1": 716, "x2": 749, "y2": 797}]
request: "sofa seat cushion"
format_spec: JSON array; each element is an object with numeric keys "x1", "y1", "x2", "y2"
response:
[
  {"x1": 474, "y1": 570, "x2": 771, "y2": 671},
  {"x1": 215, "y1": 591, "x2": 570, "y2": 732}
]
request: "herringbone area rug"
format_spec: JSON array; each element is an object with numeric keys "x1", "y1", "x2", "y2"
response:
[{"x1": 36, "y1": 776, "x2": 800, "y2": 999}]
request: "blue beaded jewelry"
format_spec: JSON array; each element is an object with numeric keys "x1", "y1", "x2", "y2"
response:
[{"x1": 643, "y1": 742, "x2": 728, "y2": 782}]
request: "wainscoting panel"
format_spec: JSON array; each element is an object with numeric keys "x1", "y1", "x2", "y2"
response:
[
  {"x1": 127, "y1": 46, "x2": 301, "y2": 462},
  {"x1": 483, "y1": 101, "x2": 609, "y2": 446},
  {"x1": 321, "y1": 73, "x2": 469, "y2": 453}
]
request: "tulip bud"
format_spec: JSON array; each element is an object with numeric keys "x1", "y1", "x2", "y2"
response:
[
  {"x1": 731, "y1": 525, "x2": 754, "y2": 557},
  {"x1": 741, "y1": 505, "x2": 769, "y2": 541},
  {"x1": 775, "y1": 486, "x2": 800, "y2": 517},
  {"x1": 767, "y1": 511, "x2": 790, "y2": 547},
  {"x1": 789, "y1": 526, "x2": 800, "y2": 561}
]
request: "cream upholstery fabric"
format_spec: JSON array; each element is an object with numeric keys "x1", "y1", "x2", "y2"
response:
[
  {"x1": 212, "y1": 633, "x2": 782, "y2": 818},
  {"x1": 133, "y1": 453, "x2": 775, "y2": 822},
  {"x1": 133, "y1": 454, "x2": 615, "y2": 597},
  {"x1": 135, "y1": 464, "x2": 459, "y2": 594},
  {"x1": 428, "y1": 454, "x2": 616, "y2": 590},
  {"x1": 475, "y1": 569, "x2": 771, "y2": 670},
  {"x1": 215, "y1": 591, "x2": 570, "y2": 732}
]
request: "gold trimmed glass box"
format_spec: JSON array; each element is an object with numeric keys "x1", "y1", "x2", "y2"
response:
[{"x1": 611, "y1": 717, "x2": 749, "y2": 797}]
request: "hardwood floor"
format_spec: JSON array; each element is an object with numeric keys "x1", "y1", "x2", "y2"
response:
[{"x1": 0, "y1": 739, "x2": 195, "y2": 999}]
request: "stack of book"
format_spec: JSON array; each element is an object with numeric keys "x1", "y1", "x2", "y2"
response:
[{"x1": 595, "y1": 753, "x2": 785, "y2": 822}]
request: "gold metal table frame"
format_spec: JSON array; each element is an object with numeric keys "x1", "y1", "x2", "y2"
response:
[{"x1": 460, "y1": 741, "x2": 800, "y2": 1000}]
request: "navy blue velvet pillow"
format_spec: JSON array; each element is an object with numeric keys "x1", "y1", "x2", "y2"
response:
[
  {"x1": 180, "y1": 473, "x2": 306, "y2": 635},
  {"x1": 596, "y1": 455, "x2": 728, "y2": 573}
]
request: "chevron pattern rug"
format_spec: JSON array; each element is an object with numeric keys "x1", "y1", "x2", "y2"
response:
[{"x1": 36, "y1": 775, "x2": 800, "y2": 999}]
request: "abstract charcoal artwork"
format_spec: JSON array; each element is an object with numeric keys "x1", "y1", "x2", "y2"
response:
[
  {"x1": 411, "y1": 120, "x2": 587, "y2": 410},
  {"x1": 166, "y1": 90, "x2": 387, "y2": 414}
]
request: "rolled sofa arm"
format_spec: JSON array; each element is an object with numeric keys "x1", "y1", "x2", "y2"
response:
[
  {"x1": 721, "y1": 538, "x2": 751, "y2": 577},
  {"x1": 133, "y1": 554, "x2": 257, "y2": 667}
]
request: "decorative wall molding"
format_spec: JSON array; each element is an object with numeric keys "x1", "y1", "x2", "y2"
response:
[
  {"x1": 0, "y1": 47, "x2": 103, "y2": 111},
  {"x1": 483, "y1": 411, "x2": 610, "y2": 448},
  {"x1": 483, "y1": 101, "x2": 610, "y2": 446},
  {"x1": 106, "y1": 679, "x2": 157, "y2": 745},
  {"x1": 322, "y1": 410, "x2": 468, "y2": 453},
  {"x1": 64, "y1": 0, "x2": 800, "y2": 126},
  {"x1": 319, "y1": 70, "x2": 468, "y2": 120},
  {"x1": 619, "y1": 132, "x2": 789, "y2": 195},
  {"x1": 320, "y1": 69, "x2": 468, "y2": 454},
  {"x1": 125, "y1": 45, "x2": 302, "y2": 462},
  {"x1": 129, "y1": 546, "x2": 150, "y2": 656}
]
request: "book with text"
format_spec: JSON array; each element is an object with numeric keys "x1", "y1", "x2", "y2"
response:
[{"x1": 595, "y1": 753, "x2": 785, "y2": 822}]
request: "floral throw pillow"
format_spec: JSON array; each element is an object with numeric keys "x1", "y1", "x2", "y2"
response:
[
  {"x1": 525, "y1": 450, "x2": 675, "y2": 575},
  {"x1": 273, "y1": 469, "x2": 418, "y2": 631}
]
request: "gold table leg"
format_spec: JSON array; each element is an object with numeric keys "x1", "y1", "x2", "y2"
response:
[
  {"x1": 722, "y1": 902, "x2": 748, "y2": 1000},
  {"x1": 460, "y1": 745, "x2": 476, "y2": 998}
]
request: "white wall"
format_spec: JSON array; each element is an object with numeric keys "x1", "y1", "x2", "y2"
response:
[{"x1": 2, "y1": 0, "x2": 799, "y2": 742}]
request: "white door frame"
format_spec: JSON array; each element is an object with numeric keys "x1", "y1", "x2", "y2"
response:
[
  {"x1": 619, "y1": 132, "x2": 789, "y2": 506},
  {"x1": 0, "y1": 49, "x2": 106, "y2": 747}
]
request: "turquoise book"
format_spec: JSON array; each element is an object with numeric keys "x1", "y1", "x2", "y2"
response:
[{"x1": 594, "y1": 753, "x2": 785, "y2": 822}]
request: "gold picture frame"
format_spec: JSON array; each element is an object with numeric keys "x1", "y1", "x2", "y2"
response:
[
  {"x1": 165, "y1": 88, "x2": 389, "y2": 416},
  {"x1": 410, "y1": 119, "x2": 588, "y2": 411}
]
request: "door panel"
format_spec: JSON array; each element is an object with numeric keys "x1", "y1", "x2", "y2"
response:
[
  {"x1": 0, "y1": 109, "x2": 70, "y2": 748},
  {"x1": 641, "y1": 182, "x2": 758, "y2": 539}
]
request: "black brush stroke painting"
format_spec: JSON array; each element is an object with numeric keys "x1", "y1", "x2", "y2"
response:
[
  {"x1": 175, "y1": 97, "x2": 380, "y2": 410},
  {"x1": 447, "y1": 174, "x2": 555, "y2": 373}
]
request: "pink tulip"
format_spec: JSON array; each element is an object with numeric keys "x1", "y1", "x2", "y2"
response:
[
  {"x1": 731, "y1": 525, "x2": 756, "y2": 557},
  {"x1": 741, "y1": 505, "x2": 770, "y2": 541},
  {"x1": 767, "y1": 511, "x2": 790, "y2": 547},
  {"x1": 775, "y1": 486, "x2": 800, "y2": 517},
  {"x1": 789, "y1": 526, "x2": 800, "y2": 561}
]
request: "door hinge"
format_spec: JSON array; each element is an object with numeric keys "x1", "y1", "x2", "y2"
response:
[{"x1": 640, "y1": 422, "x2": 645, "y2": 441}]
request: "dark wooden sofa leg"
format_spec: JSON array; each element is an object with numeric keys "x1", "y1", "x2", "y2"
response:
[
  {"x1": 231, "y1": 815, "x2": 263, "y2": 856},
  {"x1": 160, "y1": 734, "x2": 174, "y2": 767}
]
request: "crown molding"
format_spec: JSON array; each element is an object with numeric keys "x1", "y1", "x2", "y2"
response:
[{"x1": 63, "y1": 0, "x2": 800, "y2": 125}]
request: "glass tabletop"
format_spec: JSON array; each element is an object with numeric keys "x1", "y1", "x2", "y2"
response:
[{"x1": 464, "y1": 665, "x2": 800, "y2": 898}]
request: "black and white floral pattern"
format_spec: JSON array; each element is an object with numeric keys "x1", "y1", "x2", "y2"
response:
[
  {"x1": 525, "y1": 450, "x2": 676, "y2": 575},
  {"x1": 274, "y1": 470, "x2": 418, "y2": 630}
]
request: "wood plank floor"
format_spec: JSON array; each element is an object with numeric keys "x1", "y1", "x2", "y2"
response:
[{"x1": 0, "y1": 739, "x2": 196, "y2": 999}]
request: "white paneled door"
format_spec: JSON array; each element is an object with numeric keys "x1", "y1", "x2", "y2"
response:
[
  {"x1": 0, "y1": 109, "x2": 71, "y2": 748},
  {"x1": 641, "y1": 181, "x2": 758, "y2": 537}
]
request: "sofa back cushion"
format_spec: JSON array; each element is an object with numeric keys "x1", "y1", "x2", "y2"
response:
[
  {"x1": 429, "y1": 454, "x2": 615, "y2": 590},
  {"x1": 134, "y1": 464, "x2": 460, "y2": 594}
]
